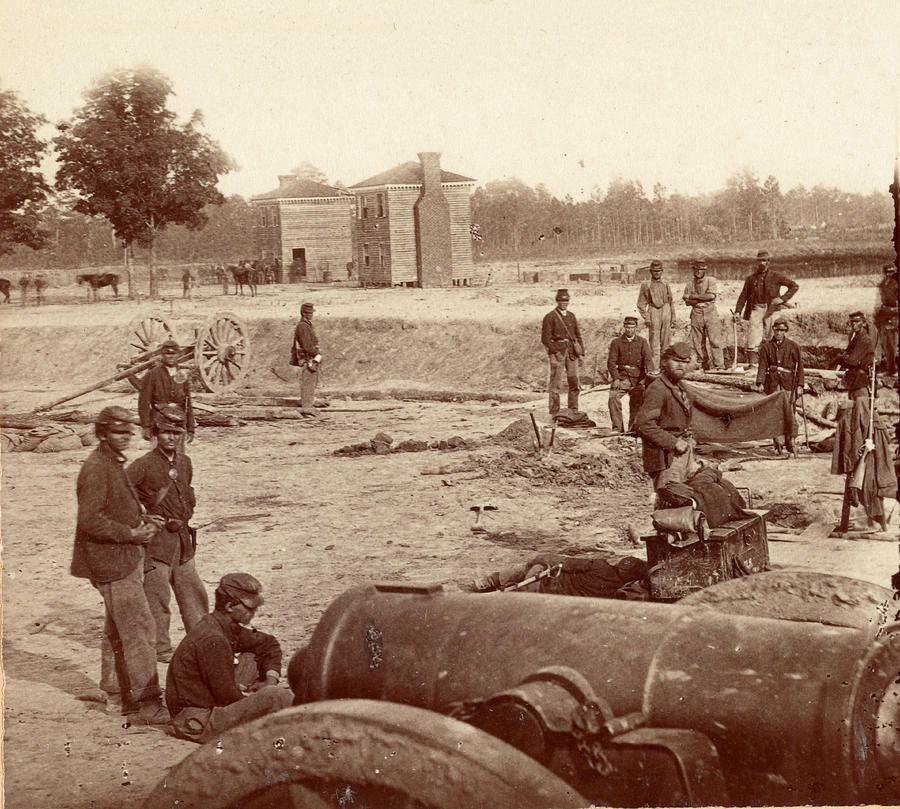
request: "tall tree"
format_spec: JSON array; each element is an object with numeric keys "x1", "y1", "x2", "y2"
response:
[
  {"x1": 290, "y1": 161, "x2": 328, "y2": 185},
  {"x1": 0, "y1": 87, "x2": 50, "y2": 255},
  {"x1": 54, "y1": 67, "x2": 234, "y2": 297}
]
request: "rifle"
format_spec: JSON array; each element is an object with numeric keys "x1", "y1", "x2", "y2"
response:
[
  {"x1": 849, "y1": 350, "x2": 878, "y2": 489},
  {"x1": 501, "y1": 563, "x2": 564, "y2": 592}
]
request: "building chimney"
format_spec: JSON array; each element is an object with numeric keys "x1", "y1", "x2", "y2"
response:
[
  {"x1": 278, "y1": 174, "x2": 297, "y2": 188},
  {"x1": 414, "y1": 152, "x2": 453, "y2": 287}
]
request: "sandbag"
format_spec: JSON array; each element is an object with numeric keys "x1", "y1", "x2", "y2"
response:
[{"x1": 553, "y1": 408, "x2": 596, "y2": 428}]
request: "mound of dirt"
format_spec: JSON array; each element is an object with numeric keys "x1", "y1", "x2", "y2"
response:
[{"x1": 478, "y1": 443, "x2": 646, "y2": 489}]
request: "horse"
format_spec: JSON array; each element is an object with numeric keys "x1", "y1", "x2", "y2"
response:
[
  {"x1": 229, "y1": 263, "x2": 257, "y2": 297},
  {"x1": 0, "y1": 279, "x2": 10, "y2": 303},
  {"x1": 77, "y1": 273, "x2": 119, "y2": 301}
]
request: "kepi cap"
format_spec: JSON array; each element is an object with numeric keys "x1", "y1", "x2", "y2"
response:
[
  {"x1": 662, "y1": 341, "x2": 692, "y2": 361},
  {"x1": 555, "y1": 288, "x2": 570, "y2": 301},
  {"x1": 96, "y1": 405, "x2": 136, "y2": 432},
  {"x1": 772, "y1": 318, "x2": 789, "y2": 331},
  {"x1": 756, "y1": 250, "x2": 770, "y2": 259},
  {"x1": 160, "y1": 338, "x2": 180, "y2": 352},
  {"x1": 217, "y1": 573, "x2": 265, "y2": 609},
  {"x1": 623, "y1": 316, "x2": 638, "y2": 325},
  {"x1": 301, "y1": 302, "x2": 314, "y2": 313},
  {"x1": 849, "y1": 311, "x2": 866, "y2": 321},
  {"x1": 691, "y1": 259, "x2": 708, "y2": 270},
  {"x1": 153, "y1": 403, "x2": 186, "y2": 432},
  {"x1": 649, "y1": 260, "x2": 663, "y2": 270}
]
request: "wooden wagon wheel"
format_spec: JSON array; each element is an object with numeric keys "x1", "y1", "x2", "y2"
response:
[
  {"x1": 142, "y1": 700, "x2": 585, "y2": 809},
  {"x1": 193, "y1": 311, "x2": 251, "y2": 393},
  {"x1": 124, "y1": 313, "x2": 176, "y2": 390}
]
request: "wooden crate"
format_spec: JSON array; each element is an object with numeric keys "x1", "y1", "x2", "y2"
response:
[{"x1": 642, "y1": 514, "x2": 769, "y2": 602}]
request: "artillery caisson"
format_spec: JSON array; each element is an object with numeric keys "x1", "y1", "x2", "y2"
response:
[
  {"x1": 34, "y1": 311, "x2": 251, "y2": 412},
  {"x1": 144, "y1": 575, "x2": 899, "y2": 809}
]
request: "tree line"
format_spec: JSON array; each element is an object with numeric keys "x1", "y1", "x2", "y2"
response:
[{"x1": 1, "y1": 70, "x2": 894, "y2": 289}]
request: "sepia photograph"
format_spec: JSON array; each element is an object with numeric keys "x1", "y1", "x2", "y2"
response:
[{"x1": 1, "y1": 0, "x2": 898, "y2": 806}]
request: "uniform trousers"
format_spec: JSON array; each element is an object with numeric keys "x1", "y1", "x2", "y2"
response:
[
  {"x1": 171, "y1": 686, "x2": 293, "y2": 743},
  {"x1": 96, "y1": 564, "x2": 161, "y2": 704},
  {"x1": 645, "y1": 305, "x2": 673, "y2": 375},
  {"x1": 608, "y1": 378, "x2": 644, "y2": 432},
  {"x1": 300, "y1": 366, "x2": 318, "y2": 409},
  {"x1": 689, "y1": 306, "x2": 723, "y2": 370},
  {"x1": 143, "y1": 554, "x2": 208, "y2": 659},
  {"x1": 548, "y1": 351, "x2": 580, "y2": 415}
]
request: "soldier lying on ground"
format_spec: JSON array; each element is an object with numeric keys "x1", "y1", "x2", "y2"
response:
[{"x1": 473, "y1": 554, "x2": 650, "y2": 600}]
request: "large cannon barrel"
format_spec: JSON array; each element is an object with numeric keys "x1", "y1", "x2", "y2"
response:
[{"x1": 290, "y1": 583, "x2": 899, "y2": 806}]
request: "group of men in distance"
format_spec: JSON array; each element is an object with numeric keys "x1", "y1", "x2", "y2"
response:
[
  {"x1": 542, "y1": 257, "x2": 897, "y2": 529},
  {"x1": 72, "y1": 333, "x2": 299, "y2": 734}
]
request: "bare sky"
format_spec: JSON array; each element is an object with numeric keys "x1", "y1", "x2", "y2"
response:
[{"x1": 3, "y1": 0, "x2": 899, "y2": 201}]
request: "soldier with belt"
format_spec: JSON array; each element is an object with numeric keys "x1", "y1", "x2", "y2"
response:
[
  {"x1": 71, "y1": 406, "x2": 170, "y2": 724},
  {"x1": 734, "y1": 250, "x2": 799, "y2": 368},
  {"x1": 541, "y1": 288, "x2": 584, "y2": 417},
  {"x1": 636, "y1": 260, "x2": 675, "y2": 375},
  {"x1": 127, "y1": 404, "x2": 208, "y2": 663},
  {"x1": 837, "y1": 311, "x2": 875, "y2": 399},
  {"x1": 634, "y1": 342, "x2": 694, "y2": 491},
  {"x1": 607, "y1": 315, "x2": 652, "y2": 433},
  {"x1": 291, "y1": 302, "x2": 322, "y2": 412},
  {"x1": 682, "y1": 259, "x2": 724, "y2": 370},
  {"x1": 755, "y1": 318, "x2": 804, "y2": 457}
]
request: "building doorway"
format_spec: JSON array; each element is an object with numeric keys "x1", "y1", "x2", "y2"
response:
[{"x1": 291, "y1": 248, "x2": 307, "y2": 282}]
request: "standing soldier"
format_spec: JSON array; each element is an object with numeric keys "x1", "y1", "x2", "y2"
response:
[
  {"x1": 874, "y1": 264, "x2": 898, "y2": 376},
  {"x1": 71, "y1": 406, "x2": 170, "y2": 724},
  {"x1": 606, "y1": 315, "x2": 652, "y2": 433},
  {"x1": 734, "y1": 250, "x2": 799, "y2": 368},
  {"x1": 34, "y1": 272, "x2": 47, "y2": 305},
  {"x1": 138, "y1": 338, "x2": 196, "y2": 443},
  {"x1": 682, "y1": 260, "x2": 724, "y2": 370},
  {"x1": 290, "y1": 302, "x2": 322, "y2": 412},
  {"x1": 128, "y1": 404, "x2": 208, "y2": 663},
  {"x1": 634, "y1": 342, "x2": 695, "y2": 492},
  {"x1": 182, "y1": 267, "x2": 193, "y2": 299},
  {"x1": 541, "y1": 288, "x2": 584, "y2": 417},
  {"x1": 636, "y1": 260, "x2": 676, "y2": 375},
  {"x1": 18, "y1": 273, "x2": 31, "y2": 306},
  {"x1": 755, "y1": 318, "x2": 804, "y2": 457},
  {"x1": 837, "y1": 311, "x2": 875, "y2": 399}
]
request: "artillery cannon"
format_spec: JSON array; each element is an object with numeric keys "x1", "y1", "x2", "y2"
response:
[
  {"x1": 34, "y1": 311, "x2": 251, "y2": 412},
  {"x1": 144, "y1": 574, "x2": 899, "y2": 809}
]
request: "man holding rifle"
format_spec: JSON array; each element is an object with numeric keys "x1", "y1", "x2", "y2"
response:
[
  {"x1": 755, "y1": 318, "x2": 803, "y2": 457},
  {"x1": 831, "y1": 313, "x2": 896, "y2": 536}
]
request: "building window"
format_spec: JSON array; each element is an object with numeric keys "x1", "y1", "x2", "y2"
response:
[
  {"x1": 363, "y1": 243, "x2": 370, "y2": 267},
  {"x1": 361, "y1": 195, "x2": 369, "y2": 219},
  {"x1": 273, "y1": 207, "x2": 279, "y2": 226},
  {"x1": 376, "y1": 193, "x2": 385, "y2": 218},
  {"x1": 258, "y1": 207, "x2": 266, "y2": 227},
  {"x1": 378, "y1": 244, "x2": 385, "y2": 269}
]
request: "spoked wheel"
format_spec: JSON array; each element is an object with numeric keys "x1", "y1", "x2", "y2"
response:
[
  {"x1": 141, "y1": 700, "x2": 585, "y2": 809},
  {"x1": 194, "y1": 311, "x2": 251, "y2": 393},
  {"x1": 125, "y1": 314, "x2": 176, "y2": 390}
]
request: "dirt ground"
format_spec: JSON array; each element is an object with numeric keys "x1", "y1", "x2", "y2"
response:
[{"x1": 1, "y1": 271, "x2": 898, "y2": 808}]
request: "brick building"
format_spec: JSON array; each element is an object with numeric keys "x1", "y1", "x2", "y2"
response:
[
  {"x1": 350, "y1": 153, "x2": 476, "y2": 287},
  {"x1": 251, "y1": 177, "x2": 353, "y2": 282}
]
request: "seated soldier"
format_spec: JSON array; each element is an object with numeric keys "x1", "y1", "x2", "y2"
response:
[{"x1": 165, "y1": 573, "x2": 292, "y2": 743}]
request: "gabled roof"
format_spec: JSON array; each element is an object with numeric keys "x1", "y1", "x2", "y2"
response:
[
  {"x1": 252, "y1": 178, "x2": 351, "y2": 201},
  {"x1": 350, "y1": 161, "x2": 475, "y2": 189}
]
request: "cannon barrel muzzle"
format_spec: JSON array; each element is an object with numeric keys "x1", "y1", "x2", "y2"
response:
[{"x1": 289, "y1": 583, "x2": 900, "y2": 806}]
